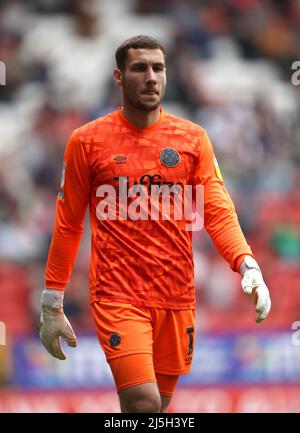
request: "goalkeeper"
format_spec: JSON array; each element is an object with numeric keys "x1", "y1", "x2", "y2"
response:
[{"x1": 39, "y1": 35, "x2": 271, "y2": 413}]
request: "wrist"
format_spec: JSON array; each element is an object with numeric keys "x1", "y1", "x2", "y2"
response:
[
  {"x1": 41, "y1": 288, "x2": 64, "y2": 310},
  {"x1": 239, "y1": 255, "x2": 261, "y2": 276}
]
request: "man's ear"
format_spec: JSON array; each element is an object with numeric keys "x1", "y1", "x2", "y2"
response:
[{"x1": 113, "y1": 68, "x2": 122, "y2": 87}]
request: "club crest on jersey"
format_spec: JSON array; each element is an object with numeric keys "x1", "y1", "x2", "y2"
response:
[
  {"x1": 160, "y1": 148, "x2": 180, "y2": 167},
  {"x1": 109, "y1": 333, "x2": 121, "y2": 348}
]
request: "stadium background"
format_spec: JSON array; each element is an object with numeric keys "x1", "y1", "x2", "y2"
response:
[{"x1": 0, "y1": 0, "x2": 300, "y2": 412}]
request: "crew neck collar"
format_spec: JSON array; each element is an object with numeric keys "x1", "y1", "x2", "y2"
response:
[{"x1": 117, "y1": 107, "x2": 165, "y2": 133}]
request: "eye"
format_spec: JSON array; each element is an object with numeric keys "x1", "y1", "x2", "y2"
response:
[{"x1": 132, "y1": 64, "x2": 147, "y2": 72}]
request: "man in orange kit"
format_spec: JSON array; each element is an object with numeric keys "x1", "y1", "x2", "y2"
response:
[{"x1": 39, "y1": 35, "x2": 271, "y2": 413}]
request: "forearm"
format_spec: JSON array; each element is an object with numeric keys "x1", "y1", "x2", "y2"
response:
[
  {"x1": 45, "y1": 223, "x2": 83, "y2": 290},
  {"x1": 205, "y1": 205, "x2": 253, "y2": 272},
  {"x1": 195, "y1": 130, "x2": 254, "y2": 271}
]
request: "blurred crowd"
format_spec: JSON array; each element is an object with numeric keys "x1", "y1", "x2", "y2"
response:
[{"x1": 0, "y1": 0, "x2": 300, "y2": 338}]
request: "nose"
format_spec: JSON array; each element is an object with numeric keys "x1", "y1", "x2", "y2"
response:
[{"x1": 145, "y1": 67, "x2": 157, "y2": 84}]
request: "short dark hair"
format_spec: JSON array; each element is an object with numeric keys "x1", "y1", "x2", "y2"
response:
[{"x1": 115, "y1": 35, "x2": 166, "y2": 71}]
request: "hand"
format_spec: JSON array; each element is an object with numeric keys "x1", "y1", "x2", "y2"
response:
[
  {"x1": 240, "y1": 256, "x2": 271, "y2": 323},
  {"x1": 39, "y1": 289, "x2": 77, "y2": 360}
]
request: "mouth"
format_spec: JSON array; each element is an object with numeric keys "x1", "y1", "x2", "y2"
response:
[{"x1": 142, "y1": 90, "x2": 159, "y2": 95}]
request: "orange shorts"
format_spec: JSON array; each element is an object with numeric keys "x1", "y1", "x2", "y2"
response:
[
  {"x1": 109, "y1": 354, "x2": 179, "y2": 396},
  {"x1": 91, "y1": 301, "x2": 196, "y2": 393}
]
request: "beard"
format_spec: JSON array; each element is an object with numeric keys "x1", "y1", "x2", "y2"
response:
[
  {"x1": 133, "y1": 99, "x2": 161, "y2": 112},
  {"x1": 123, "y1": 83, "x2": 165, "y2": 112}
]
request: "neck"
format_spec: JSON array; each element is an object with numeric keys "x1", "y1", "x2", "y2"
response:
[{"x1": 121, "y1": 102, "x2": 161, "y2": 129}]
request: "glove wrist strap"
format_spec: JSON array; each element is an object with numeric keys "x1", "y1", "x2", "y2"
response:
[
  {"x1": 240, "y1": 255, "x2": 261, "y2": 276},
  {"x1": 41, "y1": 288, "x2": 64, "y2": 310}
]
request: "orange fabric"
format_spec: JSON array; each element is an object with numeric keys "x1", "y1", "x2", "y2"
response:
[
  {"x1": 193, "y1": 131, "x2": 252, "y2": 271},
  {"x1": 109, "y1": 353, "x2": 156, "y2": 392},
  {"x1": 109, "y1": 355, "x2": 179, "y2": 395},
  {"x1": 156, "y1": 373, "x2": 179, "y2": 397},
  {"x1": 91, "y1": 301, "x2": 196, "y2": 374},
  {"x1": 45, "y1": 108, "x2": 254, "y2": 308}
]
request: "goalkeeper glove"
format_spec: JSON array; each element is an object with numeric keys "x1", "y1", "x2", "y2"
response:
[
  {"x1": 39, "y1": 288, "x2": 77, "y2": 360},
  {"x1": 240, "y1": 256, "x2": 271, "y2": 323}
]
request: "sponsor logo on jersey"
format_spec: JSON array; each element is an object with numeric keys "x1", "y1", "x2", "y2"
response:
[
  {"x1": 96, "y1": 176, "x2": 204, "y2": 232},
  {"x1": 113, "y1": 174, "x2": 183, "y2": 195},
  {"x1": 160, "y1": 148, "x2": 180, "y2": 167}
]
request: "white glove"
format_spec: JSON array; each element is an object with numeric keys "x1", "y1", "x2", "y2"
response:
[
  {"x1": 39, "y1": 288, "x2": 77, "y2": 360},
  {"x1": 240, "y1": 256, "x2": 271, "y2": 323}
]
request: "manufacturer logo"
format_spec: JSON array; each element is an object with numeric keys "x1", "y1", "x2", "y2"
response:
[
  {"x1": 160, "y1": 148, "x2": 180, "y2": 167},
  {"x1": 113, "y1": 155, "x2": 127, "y2": 164}
]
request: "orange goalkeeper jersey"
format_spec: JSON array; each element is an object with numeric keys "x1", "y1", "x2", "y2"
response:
[{"x1": 45, "y1": 108, "x2": 253, "y2": 309}]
